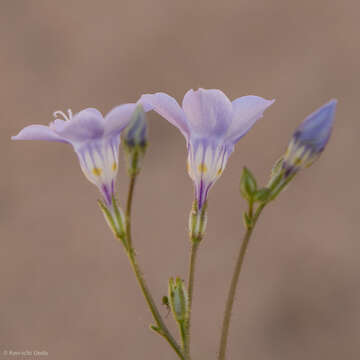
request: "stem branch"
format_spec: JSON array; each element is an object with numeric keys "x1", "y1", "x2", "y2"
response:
[{"x1": 124, "y1": 174, "x2": 184, "y2": 359}]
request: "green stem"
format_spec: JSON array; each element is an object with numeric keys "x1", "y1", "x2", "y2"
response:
[
  {"x1": 184, "y1": 241, "x2": 199, "y2": 359},
  {"x1": 179, "y1": 321, "x2": 187, "y2": 353},
  {"x1": 218, "y1": 203, "x2": 266, "y2": 360},
  {"x1": 127, "y1": 251, "x2": 184, "y2": 359},
  {"x1": 125, "y1": 175, "x2": 136, "y2": 248},
  {"x1": 124, "y1": 174, "x2": 184, "y2": 360}
]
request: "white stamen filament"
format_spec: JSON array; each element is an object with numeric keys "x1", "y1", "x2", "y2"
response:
[{"x1": 53, "y1": 109, "x2": 73, "y2": 121}]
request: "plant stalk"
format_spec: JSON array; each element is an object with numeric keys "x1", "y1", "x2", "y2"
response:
[{"x1": 218, "y1": 203, "x2": 265, "y2": 360}]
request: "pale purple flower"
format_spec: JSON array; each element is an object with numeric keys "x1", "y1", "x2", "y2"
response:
[
  {"x1": 283, "y1": 99, "x2": 337, "y2": 176},
  {"x1": 12, "y1": 105, "x2": 137, "y2": 205},
  {"x1": 140, "y1": 89, "x2": 274, "y2": 209}
]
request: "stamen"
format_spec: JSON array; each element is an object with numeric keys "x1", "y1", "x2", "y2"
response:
[
  {"x1": 67, "y1": 109, "x2": 73, "y2": 120},
  {"x1": 53, "y1": 109, "x2": 73, "y2": 121}
]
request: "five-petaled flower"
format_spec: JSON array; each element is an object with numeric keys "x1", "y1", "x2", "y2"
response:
[
  {"x1": 140, "y1": 89, "x2": 274, "y2": 210},
  {"x1": 12, "y1": 105, "x2": 137, "y2": 206},
  {"x1": 283, "y1": 99, "x2": 337, "y2": 177}
]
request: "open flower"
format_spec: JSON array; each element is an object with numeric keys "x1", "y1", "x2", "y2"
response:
[
  {"x1": 282, "y1": 99, "x2": 337, "y2": 177},
  {"x1": 140, "y1": 89, "x2": 274, "y2": 209},
  {"x1": 12, "y1": 105, "x2": 137, "y2": 206}
]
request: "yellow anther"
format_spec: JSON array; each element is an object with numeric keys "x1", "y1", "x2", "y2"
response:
[
  {"x1": 217, "y1": 168, "x2": 223, "y2": 176},
  {"x1": 112, "y1": 162, "x2": 117, "y2": 171},
  {"x1": 92, "y1": 167, "x2": 102, "y2": 176},
  {"x1": 198, "y1": 163, "x2": 208, "y2": 173}
]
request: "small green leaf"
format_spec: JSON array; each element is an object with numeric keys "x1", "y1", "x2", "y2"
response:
[
  {"x1": 240, "y1": 167, "x2": 257, "y2": 200},
  {"x1": 149, "y1": 325, "x2": 161, "y2": 334}
]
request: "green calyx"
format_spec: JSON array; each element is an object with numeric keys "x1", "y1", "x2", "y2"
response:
[
  {"x1": 189, "y1": 201, "x2": 207, "y2": 243},
  {"x1": 98, "y1": 197, "x2": 126, "y2": 247},
  {"x1": 168, "y1": 277, "x2": 189, "y2": 324}
]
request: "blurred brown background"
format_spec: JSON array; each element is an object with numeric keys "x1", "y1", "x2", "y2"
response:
[{"x1": 2, "y1": 0, "x2": 359, "y2": 359}]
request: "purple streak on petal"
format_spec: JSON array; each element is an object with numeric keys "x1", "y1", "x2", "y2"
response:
[
  {"x1": 54, "y1": 108, "x2": 105, "y2": 142},
  {"x1": 102, "y1": 184, "x2": 113, "y2": 206},
  {"x1": 197, "y1": 179, "x2": 205, "y2": 210},
  {"x1": 104, "y1": 103, "x2": 137, "y2": 136},
  {"x1": 11, "y1": 125, "x2": 68, "y2": 143},
  {"x1": 140, "y1": 92, "x2": 189, "y2": 137},
  {"x1": 225, "y1": 96, "x2": 275, "y2": 144},
  {"x1": 182, "y1": 89, "x2": 233, "y2": 138}
]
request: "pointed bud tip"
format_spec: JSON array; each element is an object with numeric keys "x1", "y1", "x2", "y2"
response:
[{"x1": 123, "y1": 104, "x2": 148, "y2": 148}]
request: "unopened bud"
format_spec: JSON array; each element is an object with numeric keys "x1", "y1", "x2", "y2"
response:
[
  {"x1": 123, "y1": 104, "x2": 147, "y2": 176},
  {"x1": 168, "y1": 277, "x2": 189, "y2": 323},
  {"x1": 283, "y1": 99, "x2": 336, "y2": 177}
]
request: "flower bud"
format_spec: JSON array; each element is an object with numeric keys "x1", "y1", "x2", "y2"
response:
[
  {"x1": 267, "y1": 100, "x2": 337, "y2": 202},
  {"x1": 123, "y1": 104, "x2": 147, "y2": 176},
  {"x1": 168, "y1": 277, "x2": 189, "y2": 323},
  {"x1": 282, "y1": 99, "x2": 336, "y2": 177}
]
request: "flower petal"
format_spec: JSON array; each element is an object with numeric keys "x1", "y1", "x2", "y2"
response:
[
  {"x1": 104, "y1": 103, "x2": 137, "y2": 136},
  {"x1": 182, "y1": 89, "x2": 233, "y2": 138},
  {"x1": 11, "y1": 125, "x2": 67, "y2": 142},
  {"x1": 54, "y1": 108, "x2": 105, "y2": 143},
  {"x1": 140, "y1": 92, "x2": 189, "y2": 137},
  {"x1": 226, "y1": 96, "x2": 275, "y2": 143}
]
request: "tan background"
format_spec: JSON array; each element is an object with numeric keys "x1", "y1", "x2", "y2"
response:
[{"x1": 2, "y1": 0, "x2": 359, "y2": 359}]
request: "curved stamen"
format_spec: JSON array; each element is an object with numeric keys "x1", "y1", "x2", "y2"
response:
[{"x1": 53, "y1": 109, "x2": 73, "y2": 121}]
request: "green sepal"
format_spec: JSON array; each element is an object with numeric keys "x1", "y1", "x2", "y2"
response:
[
  {"x1": 97, "y1": 199, "x2": 127, "y2": 247},
  {"x1": 270, "y1": 157, "x2": 284, "y2": 182},
  {"x1": 240, "y1": 167, "x2": 257, "y2": 201},
  {"x1": 268, "y1": 172, "x2": 296, "y2": 202},
  {"x1": 98, "y1": 199, "x2": 117, "y2": 234},
  {"x1": 168, "y1": 277, "x2": 189, "y2": 323},
  {"x1": 189, "y1": 201, "x2": 207, "y2": 243},
  {"x1": 111, "y1": 196, "x2": 126, "y2": 238}
]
